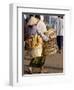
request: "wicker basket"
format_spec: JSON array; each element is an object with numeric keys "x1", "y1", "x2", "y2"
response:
[{"x1": 43, "y1": 28, "x2": 57, "y2": 56}]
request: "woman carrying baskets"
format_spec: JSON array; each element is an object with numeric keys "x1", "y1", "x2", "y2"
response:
[{"x1": 24, "y1": 15, "x2": 49, "y2": 73}]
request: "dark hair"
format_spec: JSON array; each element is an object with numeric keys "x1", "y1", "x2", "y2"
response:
[
  {"x1": 35, "y1": 15, "x2": 40, "y2": 20},
  {"x1": 60, "y1": 16, "x2": 63, "y2": 19},
  {"x1": 58, "y1": 15, "x2": 63, "y2": 19},
  {"x1": 29, "y1": 14, "x2": 34, "y2": 18},
  {"x1": 25, "y1": 18, "x2": 29, "y2": 24},
  {"x1": 28, "y1": 25, "x2": 33, "y2": 28},
  {"x1": 58, "y1": 16, "x2": 61, "y2": 18}
]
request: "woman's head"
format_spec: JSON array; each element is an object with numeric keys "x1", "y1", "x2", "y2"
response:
[
  {"x1": 27, "y1": 16, "x2": 38, "y2": 26},
  {"x1": 35, "y1": 15, "x2": 41, "y2": 20}
]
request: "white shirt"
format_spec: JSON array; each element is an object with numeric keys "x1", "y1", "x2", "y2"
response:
[
  {"x1": 37, "y1": 20, "x2": 47, "y2": 33},
  {"x1": 37, "y1": 20, "x2": 49, "y2": 41},
  {"x1": 56, "y1": 18, "x2": 63, "y2": 36}
]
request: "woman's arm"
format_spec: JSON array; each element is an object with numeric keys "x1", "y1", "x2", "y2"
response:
[{"x1": 37, "y1": 30, "x2": 49, "y2": 41}]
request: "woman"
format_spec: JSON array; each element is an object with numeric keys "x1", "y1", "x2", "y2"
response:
[{"x1": 24, "y1": 16, "x2": 43, "y2": 73}]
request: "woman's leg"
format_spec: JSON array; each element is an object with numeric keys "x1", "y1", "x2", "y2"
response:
[
  {"x1": 28, "y1": 58, "x2": 35, "y2": 74},
  {"x1": 57, "y1": 36, "x2": 63, "y2": 53}
]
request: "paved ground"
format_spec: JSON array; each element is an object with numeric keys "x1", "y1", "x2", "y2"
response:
[{"x1": 24, "y1": 50, "x2": 63, "y2": 74}]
